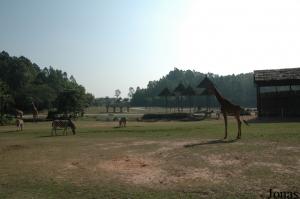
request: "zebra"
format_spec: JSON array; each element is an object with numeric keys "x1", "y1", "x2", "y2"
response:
[
  {"x1": 51, "y1": 119, "x2": 76, "y2": 136},
  {"x1": 16, "y1": 119, "x2": 24, "y2": 131},
  {"x1": 119, "y1": 117, "x2": 127, "y2": 127}
]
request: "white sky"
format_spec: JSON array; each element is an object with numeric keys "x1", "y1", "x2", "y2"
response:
[{"x1": 174, "y1": 0, "x2": 300, "y2": 74}]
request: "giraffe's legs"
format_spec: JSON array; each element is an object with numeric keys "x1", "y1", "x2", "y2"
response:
[
  {"x1": 223, "y1": 112, "x2": 228, "y2": 139},
  {"x1": 235, "y1": 113, "x2": 242, "y2": 139}
]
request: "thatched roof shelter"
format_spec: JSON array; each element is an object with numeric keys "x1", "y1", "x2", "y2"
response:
[
  {"x1": 173, "y1": 83, "x2": 186, "y2": 95},
  {"x1": 197, "y1": 76, "x2": 214, "y2": 88},
  {"x1": 199, "y1": 88, "x2": 214, "y2": 96},
  {"x1": 254, "y1": 67, "x2": 300, "y2": 117},
  {"x1": 254, "y1": 67, "x2": 300, "y2": 86},
  {"x1": 158, "y1": 88, "x2": 173, "y2": 97},
  {"x1": 184, "y1": 85, "x2": 196, "y2": 96}
]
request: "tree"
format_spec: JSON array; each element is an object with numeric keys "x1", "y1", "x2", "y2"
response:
[
  {"x1": 55, "y1": 89, "x2": 85, "y2": 118},
  {"x1": 84, "y1": 93, "x2": 95, "y2": 107},
  {"x1": 0, "y1": 81, "x2": 12, "y2": 125},
  {"x1": 0, "y1": 51, "x2": 92, "y2": 113},
  {"x1": 115, "y1": 89, "x2": 121, "y2": 98},
  {"x1": 118, "y1": 98, "x2": 123, "y2": 113},
  {"x1": 114, "y1": 89, "x2": 122, "y2": 112},
  {"x1": 184, "y1": 85, "x2": 196, "y2": 113},
  {"x1": 104, "y1": 96, "x2": 110, "y2": 112},
  {"x1": 123, "y1": 98, "x2": 130, "y2": 112},
  {"x1": 173, "y1": 83, "x2": 186, "y2": 112},
  {"x1": 131, "y1": 68, "x2": 256, "y2": 108},
  {"x1": 158, "y1": 88, "x2": 172, "y2": 112},
  {"x1": 128, "y1": 87, "x2": 135, "y2": 99}
]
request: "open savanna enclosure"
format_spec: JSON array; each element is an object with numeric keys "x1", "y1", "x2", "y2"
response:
[{"x1": 0, "y1": 119, "x2": 299, "y2": 199}]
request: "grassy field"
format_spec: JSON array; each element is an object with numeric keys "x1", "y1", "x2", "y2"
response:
[{"x1": 0, "y1": 119, "x2": 299, "y2": 199}]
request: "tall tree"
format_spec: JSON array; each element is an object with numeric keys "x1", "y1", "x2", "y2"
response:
[
  {"x1": 131, "y1": 68, "x2": 256, "y2": 108},
  {"x1": 128, "y1": 87, "x2": 135, "y2": 99},
  {"x1": 115, "y1": 89, "x2": 121, "y2": 98},
  {"x1": 158, "y1": 88, "x2": 172, "y2": 112},
  {"x1": 173, "y1": 83, "x2": 186, "y2": 112},
  {"x1": 0, "y1": 81, "x2": 12, "y2": 125},
  {"x1": 55, "y1": 89, "x2": 86, "y2": 117},
  {"x1": 184, "y1": 85, "x2": 196, "y2": 113},
  {"x1": 104, "y1": 96, "x2": 110, "y2": 113},
  {"x1": 0, "y1": 51, "x2": 92, "y2": 114}
]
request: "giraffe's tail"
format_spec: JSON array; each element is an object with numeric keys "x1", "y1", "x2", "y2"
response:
[
  {"x1": 240, "y1": 108, "x2": 250, "y2": 126},
  {"x1": 242, "y1": 119, "x2": 249, "y2": 126}
]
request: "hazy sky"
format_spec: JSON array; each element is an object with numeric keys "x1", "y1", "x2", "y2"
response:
[{"x1": 1, "y1": 0, "x2": 300, "y2": 97}]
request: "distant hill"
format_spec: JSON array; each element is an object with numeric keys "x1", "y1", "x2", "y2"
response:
[{"x1": 131, "y1": 68, "x2": 256, "y2": 108}]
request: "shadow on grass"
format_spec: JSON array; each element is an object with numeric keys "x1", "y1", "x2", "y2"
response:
[
  {"x1": 247, "y1": 117, "x2": 300, "y2": 123},
  {"x1": 38, "y1": 134, "x2": 74, "y2": 138},
  {"x1": 0, "y1": 130, "x2": 20, "y2": 134},
  {"x1": 184, "y1": 139, "x2": 238, "y2": 148}
]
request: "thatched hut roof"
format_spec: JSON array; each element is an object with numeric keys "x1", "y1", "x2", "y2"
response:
[
  {"x1": 173, "y1": 83, "x2": 186, "y2": 94},
  {"x1": 254, "y1": 67, "x2": 300, "y2": 86},
  {"x1": 158, "y1": 88, "x2": 173, "y2": 97},
  {"x1": 183, "y1": 85, "x2": 196, "y2": 96},
  {"x1": 197, "y1": 76, "x2": 214, "y2": 88}
]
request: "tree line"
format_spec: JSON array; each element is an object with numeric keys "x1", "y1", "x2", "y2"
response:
[
  {"x1": 0, "y1": 51, "x2": 94, "y2": 122},
  {"x1": 92, "y1": 88, "x2": 135, "y2": 113},
  {"x1": 131, "y1": 68, "x2": 256, "y2": 108}
]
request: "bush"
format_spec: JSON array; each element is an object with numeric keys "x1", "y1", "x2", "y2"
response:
[{"x1": 0, "y1": 114, "x2": 16, "y2": 125}]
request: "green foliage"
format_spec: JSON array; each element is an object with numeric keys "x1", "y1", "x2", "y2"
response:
[
  {"x1": 0, "y1": 81, "x2": 13, "y2": 124},
  {"x1": 55, "y1": 89, "x2": 85, "y2": 116},
  {"x1": 131, "y1": 68, "x2": 256, "y2": 107},
  {"x1": 0, "y1": 51, "x2": 92, "y2": 113}
]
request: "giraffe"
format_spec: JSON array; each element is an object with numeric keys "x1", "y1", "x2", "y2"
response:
[
  {"x1": 32, "y1": 101, "x2": 38, "y2": 122},
  {"x1": 198, "y1": 77, "x2": 248, "y2": 139}
]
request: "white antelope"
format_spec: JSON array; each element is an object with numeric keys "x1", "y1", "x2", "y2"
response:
[
  {"x1": 51, "y1": 119, "x2": 76, "y2": 136},
  {"x1": 118, "y1": 117, "x2": 127, "y2": 127},
  {"x1": 16, "y1": 119, "x2": 24, "y2": 131}
]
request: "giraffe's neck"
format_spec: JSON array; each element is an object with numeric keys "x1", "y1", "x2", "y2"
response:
[
  {"x1": 212, "y1": 87, "x2": 224, "y2": 104},
  {"x1": 32, "y1": 103, "x2": 37, "y2": 110}
]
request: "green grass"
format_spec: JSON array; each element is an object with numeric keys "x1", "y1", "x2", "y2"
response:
[{"x1": 0, "y1": 119, "x2": 299, "y2": 198}]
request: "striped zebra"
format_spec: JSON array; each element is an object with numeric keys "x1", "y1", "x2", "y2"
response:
[
  {"x1": 16, "y1": 119, "x2": 24, "y2": 131},
  {"x1": 51, "y1": 119, "x2": 76, "y2": 136}
]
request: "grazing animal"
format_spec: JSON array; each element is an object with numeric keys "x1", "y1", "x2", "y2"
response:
[
  {"x1": 15, "y1": 109, "x2": 23, "y2": 119},
  {"x1": 16, "y1": 119, "x2": 24, "y2": 131},
  {"x1": 32, "y1": 101, "x2": 38, "y2": 122},
  {"x1": 51, "y1": 119, "x2": 76, "y2": 136},
  {"x1": 118, "y1": 117, "x2": 127, "y2": 127},
  {"x1": 198, "y1": 77, "x2": 248, "y2": 139}
]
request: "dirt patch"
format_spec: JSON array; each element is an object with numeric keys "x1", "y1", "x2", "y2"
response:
[
  {"x1": 0, "y1": 144, "x2": 27, "y2": 154},
  {"x1": 96, "y1": 155, "x2": 225, "y2": 186},
  {"x1": 252, "y1": 162, "x2": 296, "y2": 174},
  {"x1": 204, "y1": 154, "x2": 241, "y2": 166},
  {"x1": 277, "y1": 146, "x2": 300, "y2": 153},
  {"x1": 160, "y1": 167, "x2": 225, "y2": 185},
  {"x1": 96, "y1": 156, "x2": 162, "y2": 185},
  {"x1": 131, "y1": 140, "x2": 159, "y2": 146}
]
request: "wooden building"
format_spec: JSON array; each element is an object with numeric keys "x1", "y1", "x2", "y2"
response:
[{"x1": 254, "y1": 68, "x2": 300, "y2": 117}]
